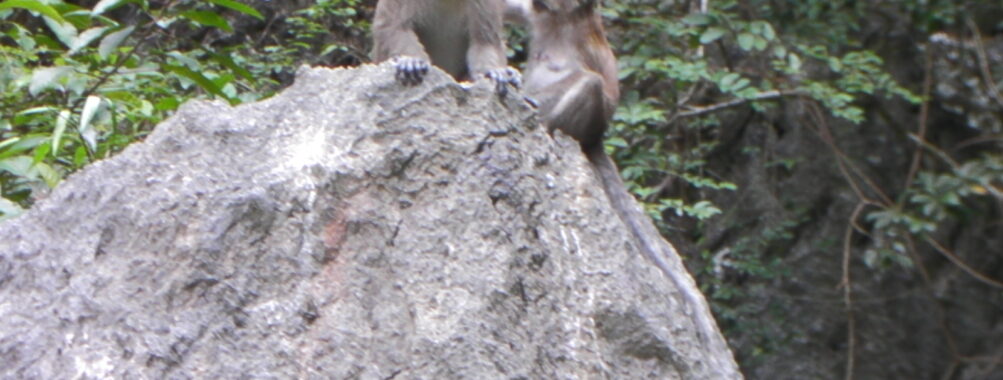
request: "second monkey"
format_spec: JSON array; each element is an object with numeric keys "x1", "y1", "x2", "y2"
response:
[{"x1": 511, "y1": 0, "x2": 727, "y2": 352}]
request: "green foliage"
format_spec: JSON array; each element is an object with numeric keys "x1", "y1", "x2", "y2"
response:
[
  {"x1": 605, "y1": 0, "x2": 1001, "y2": 366},
  {"x1": 0, "y1": 0, "x2": 369, "y2": 219},
  {"x1": 605, "y1": 0, "x2": 921, "y2": 239}
]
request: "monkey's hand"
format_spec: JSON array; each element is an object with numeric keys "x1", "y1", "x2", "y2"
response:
[
  {"x1": 484, "y1": 66, "x2": 521, "y2": 96},
  {"x1": 392, "y1": 56, "x2": 430, "y2": 85}
]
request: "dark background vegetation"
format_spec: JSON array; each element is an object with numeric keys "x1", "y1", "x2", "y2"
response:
[{"x1": 2, "y1": 0, "x2": 1001, "y2": 378}]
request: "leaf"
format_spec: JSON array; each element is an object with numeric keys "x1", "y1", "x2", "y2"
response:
[
  {"x1": 0, "y1": 156, "x2": 34, "y2": 177},
  {"x1": 73, "y1": 146, "x2": 87, "y2": 167},
  {"x1": 98, "y1": 25, "x2": 133, "y2": 59},
  {"x1": 738, "y1": 33, "x2": 755, "y2": 51},
  {"x1": 0, "y1": 0, "x2": 67, "y2": 24},
  {"x1": 165, "y1": 64, "x2": 230, "y2": 102},
  {"x1": 210, "y1": 51, "x2": 253, "y2": 81},
  {"x1": 52, "y1": 109, "x2": 69, "y2": 156},
  {"x1": 719, "y1": 73, "x2": 740, "y2": 89},
  {"x1": 681, "y1": 13, "x2": 711, "y2": 26},
  {"x1": 0, "y1": 135, "x2": 48, "y2": 159},
  {"x1": 760, "y1": 23, "x2": 776, "y2": 41},
  {"x1": 34, "y1": 162, "x2": 60, "y2": 188},
  {"x1": 700, "y1": 27, "x2": 726, "y2": 44},
  {"x1": 42, "y1": 16, "x2": 77, "y2": 48},
  {"x1": 166, "y1": 50, "x2": 200, "y2": 69},
  {"x1": 79, "y1": 96, "x2": 101, "y2": 151},
  {"x1": 207, "y1": 0, "x2": 263, "y2": 20},
  {"x1": 180, "y1": 10, "x2": 232, "y2": 32},
  {"x1": 91, "y1": 0, "x2": 124, "y2": 16},
  {"x1": 33, "y1": 140, "x2": 49, "y2": 163},
  {"x1": 69, "y1": 26, "x2": 109, "y2": 55},
  {"x1": 0, "y1": 197, "x2": 24, "y2": 220},
  {"x1": 29, "y1": 66, "x2": 72, "y2": 96},
  {"x1": 787, "y1": 53, "x2": 802, "y2": 72}
]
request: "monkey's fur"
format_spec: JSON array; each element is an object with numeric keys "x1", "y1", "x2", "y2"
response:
[
  {"x1": 513, "y1": 0, "x2": 724, "y2": 348},
  {"x1": 372, "y1": 0, "x2": 519, "y2": 94}
]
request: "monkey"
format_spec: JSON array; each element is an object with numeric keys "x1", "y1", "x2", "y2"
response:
[
  {"x1": 371, "y1": 0, "x2": 520, "y2": 94},
  {"x1": 510, "y1": 0, "x2": 729, "y2": 353}
]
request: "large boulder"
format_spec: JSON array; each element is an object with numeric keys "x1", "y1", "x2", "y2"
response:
[{"x1": 0, "y1": 64, "x2": 740, "y2": 379}]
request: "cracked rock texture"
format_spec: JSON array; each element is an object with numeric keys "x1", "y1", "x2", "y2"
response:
[{"x1": 0, "y1": 64, "x2": 740, "y2": 379}]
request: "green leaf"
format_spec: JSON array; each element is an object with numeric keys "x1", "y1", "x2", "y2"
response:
[
  {"x1": 180, "y1": 10, "x2": 232, "y2": 32},
  {"x1": 98, "y1": 25, "x2": 133, "y2": 59},
  {"x1": 79, "y1": 95, "x2": 101, "y2": 151},
  {"x1": 29, "y1": 66, "x2": 72, "y2": 96},
  {"x1": 700, "y1": 27, "x2": 726, "y2": 44},
  {"x1": 0, "y1": 197, "x2": 24, "y2": 220},
  {"x1": 760, "y1": 23, "x2": 776, "y2": 41},
  {"x1": 165, "y1": 64, "x2": 232, "y2": 102},
  {"x1": 52, "y1": 109, "x2": 69, "y2": 156},
  {"x1": 33, "y1": 140, "x2": 50, "y2": 163},
  {"x1": 788, "y1": 53, "x2": 802, "y2": 72},
  {"x1": 42, "y1": 16, "x2": 77, "y2": 48},
  {"x1": 91, "y1": 0, "x2": 124, "y2": 16},
  {"x1": 0, "y1": 156, "x2": 34, "y2": 177},
  {"x1": 0, "y1": 0, "x2": 68, "y2": 24},
  {"x1": 738, "y1": 33, "x2": 755, "y2": 51},
  {"x1": 681, "y1": 13, "x2": 712, "y2": 26},
  {"x1": 210, "y1": 51, "x2": 253, "y2": 81},
  {"x1": 69, "y1": 26, "x2": 109, "y2": 55},
  {"x1": 34, "y1": 162, "x2": 60, "y2": 188},
  {"x1": 73, "y1": 146, "x2": 87, "y2": 167},
  {"x1": 207, "y1": 0, "x2": 263, "y2": 20}
]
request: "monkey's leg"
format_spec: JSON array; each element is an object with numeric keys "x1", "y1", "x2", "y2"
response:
[
  {"x1": 372, "y1": 1, "x2": 432, "y2": 85},
  {"x1": 538, "y1": 71, "x2": 609, "y2": 146}
]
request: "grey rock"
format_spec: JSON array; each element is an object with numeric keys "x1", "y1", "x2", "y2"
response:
[{"x1": 0, "y1": 64, "x2": 740, "y2": 379}]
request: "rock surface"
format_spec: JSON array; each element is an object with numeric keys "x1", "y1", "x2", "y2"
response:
[{"x1": 0, "y1": 64, "x2": 740, "y2": 379}]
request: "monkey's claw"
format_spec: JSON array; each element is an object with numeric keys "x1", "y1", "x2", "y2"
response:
[
  {"x1": 393, "y1": 56, "x2": 430, "y2": 85},
  {"x1": 485, "y1": 66, "x2": 521, "y2": 96}
]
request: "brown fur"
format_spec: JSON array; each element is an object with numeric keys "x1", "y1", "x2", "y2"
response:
[{"x1": 372, "y1": 0, "x2": 513, "y2": 88}]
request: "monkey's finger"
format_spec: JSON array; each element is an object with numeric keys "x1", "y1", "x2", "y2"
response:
[
  {"x1": 394, "y1": 56, "x2": 430, "y2": 85},
  {"x1": 485, "y1": 67, "x2": 521, "y2": 96},
  {"x1": 523, "y1": 96, "x2": 540, "y2": 108},
  {"x1": 504, "y1": 67, "x2": 522, "y2": 88}
]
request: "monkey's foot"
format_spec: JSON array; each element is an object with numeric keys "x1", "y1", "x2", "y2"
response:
[
  {"x1": 484, "y1": 66, "x2": 521, "y2": 96},
  {"x1": 392, "y1": 56, "x2": 430, "y2": 85}
]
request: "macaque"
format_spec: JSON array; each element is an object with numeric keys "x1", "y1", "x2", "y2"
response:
[
  {"x1": 371, "y1": 0, "x2": 520, "y2": 94},
  {"x1": 512, "y1": 0, "x2": 725, "y2": 349}
]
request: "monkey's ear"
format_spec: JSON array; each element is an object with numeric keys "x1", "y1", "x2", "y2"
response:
[{"x1": 532, "y1": 0, "x2": 550, "y2": 12}]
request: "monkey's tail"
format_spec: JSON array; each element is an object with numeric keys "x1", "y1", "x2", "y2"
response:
[{"x1": 584, "y1": 146, "x2": 735, "y2": 365}]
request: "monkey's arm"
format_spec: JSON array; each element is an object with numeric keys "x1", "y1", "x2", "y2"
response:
[
  {"x1": 465, "y1": 0, "x2": 520, "y2": 94},
  {"x1": 371, "y1": 0, "x2": 431, "y2": 85}
]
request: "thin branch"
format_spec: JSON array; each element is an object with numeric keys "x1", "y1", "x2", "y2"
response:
[
  {"x1": 924, "y1": 236, "x2": 1003, "y2": 289},
  {"x1": 904, "y1": 45, "x2": 934, "y2": 191},
  {"x1": 805, "y1": 101, "x2": 892, "y2": 206},
  {"x1": 840, "y1": 203, "x2": 866, "y2": 380},
  {"x1": 966, "y1": 18, "x2": 1003, "y2": 109},
  {"x1": 675, "y1": 90, "x2": 807, "y2": 118}
]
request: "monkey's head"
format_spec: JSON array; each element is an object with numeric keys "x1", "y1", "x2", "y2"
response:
[
  {"x1": 530, "y1": 0, "x2": 598, "y2": 15},
  {"x1": 507, "y1": 0, "x2": 598, "y2": 21}
]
